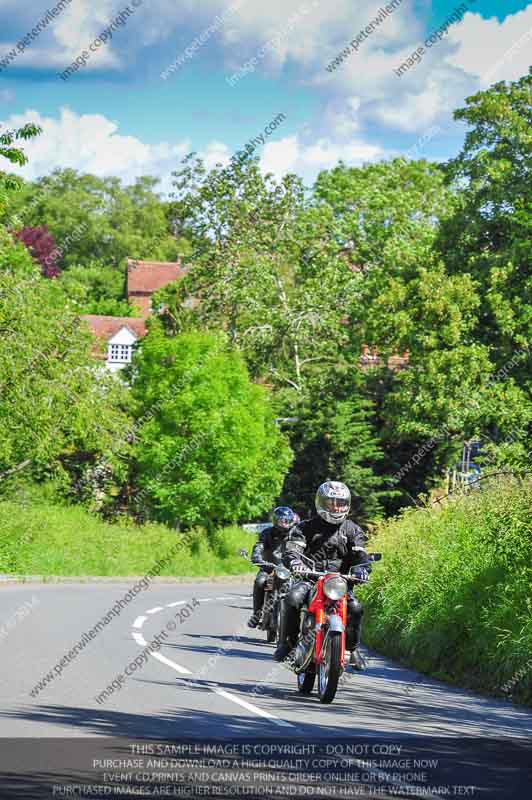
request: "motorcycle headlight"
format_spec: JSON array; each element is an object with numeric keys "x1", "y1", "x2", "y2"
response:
[
  {"x1": 275, "y1": 565, "x2": 291, "y2": 581},
  {"x1": 323, "y1": 576, "x2": 347, "y2": 600}
]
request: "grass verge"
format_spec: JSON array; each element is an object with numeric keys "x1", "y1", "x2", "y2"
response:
[
  {"x1": 0, "y1": 499, "x2": 255, "y2": 578},
  {"x1": 360, "y1": 477, "x2": 532, "y2": 705}
]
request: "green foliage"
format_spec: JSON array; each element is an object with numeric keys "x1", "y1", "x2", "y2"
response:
[
  {"x1": 130, "y1": 328, "x2": 293, "y2": 528},
  {"x1": 4, "y1": 169, "x2": 180, "y2": 270},
  {"x1": 0, "y1": 496, "x2": 254, "y2": 577},
  {"x1": 361, "y1": 478, "x2": 532, "y2": 705},
  {"x1": 0, "y1": 122, "x2": 42, "y2": 214},
  {"x1": 282, "y1": 367, "x2": 394, "y2": 521},
  {"x1": 1, "y1": 73, "x2": 530, "y2": 534},
  {"x1": 57, "y1": 262, "x2": 140, "y2": 316},
  {"x1": 441, "y1": 73, "x2": 532, "y2": 376},
  {"x1": 0, "y1": 228, "x2": 130, "y2": 487},
  {"x1": 163, "y1": 154, "x2": 352, "y2": 395}
]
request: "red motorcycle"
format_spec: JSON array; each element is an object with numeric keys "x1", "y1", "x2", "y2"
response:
[{"x1": 288, "y1": 551, "x2": 382, "y2": 703}]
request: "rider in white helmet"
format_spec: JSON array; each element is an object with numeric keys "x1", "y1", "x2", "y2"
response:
[{"x1": 273, "y1": 481, "x2": 369, "y2": 669}]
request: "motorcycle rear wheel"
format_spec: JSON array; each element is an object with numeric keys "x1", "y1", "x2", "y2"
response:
[{"x1": 318, "y1": 631, "x2": 342, "y2": 704}]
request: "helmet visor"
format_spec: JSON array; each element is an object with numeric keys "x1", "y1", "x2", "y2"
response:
[
  {"x1": 272, "y1": 507, "x2": 296, "y2": 530},
  {"x1": 323, "y1": 497, "x2": 349, "y2": 515}
]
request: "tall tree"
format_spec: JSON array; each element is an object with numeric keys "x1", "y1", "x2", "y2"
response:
[
  {"x1": 5, "y1": 169, "x2": 180, "y2": 270},
  {"x1": 161, "y1": 154, "x2": 354, "y2": 398},
  {"x1": 130, "y1": 327, "x2": 292, "y2": 528},
  {"x1": 440, "y1": 73, "x2": 532, "y2": 386},
  {"x1": 282, "y1": 366, "x2": 394, "y2": 522},
  {"x1": 0, "y1": 229, "x2": 129, "y2": 489},
  {"x1": 14, "y1": 225, "x2": 60, "y2": 277}
]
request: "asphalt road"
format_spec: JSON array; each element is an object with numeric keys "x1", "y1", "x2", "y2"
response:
[{"x1": 1, "y1": 581, "x2": 531, "y2": 799}]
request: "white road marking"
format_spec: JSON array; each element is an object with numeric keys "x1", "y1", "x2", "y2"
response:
[
  {"x1": 214, "y1": 688, "x2": 295, "y2": 727},
  {"x1": 130, "y1": 598, "x2": 294, "y2": 728},
  {"x1": 150, "y1": 650, "x2": 192, "y2": 675}
]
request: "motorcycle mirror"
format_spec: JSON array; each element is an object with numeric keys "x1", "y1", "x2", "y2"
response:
[
  {"x1": 369, "y1": 552, "x2": 382, "y2": 561},
  {"x1": 238, "y1": 548, "x2": 249, "y2": 558}
]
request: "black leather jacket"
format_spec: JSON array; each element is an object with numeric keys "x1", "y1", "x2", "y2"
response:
[
  {"x1": 281, "y1": 516, "x2": 368, "y2": 574},
  {"x1": 251, "y1": 526, "x2": 288, "y2": 566}
]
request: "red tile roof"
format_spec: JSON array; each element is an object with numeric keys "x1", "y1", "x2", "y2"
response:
[
  {"x1": 127, "y1": 259, "x2": 186, "y2": 294},
  {"x1": 80, "y1": 315, "x2": 147, "y2": 341}
]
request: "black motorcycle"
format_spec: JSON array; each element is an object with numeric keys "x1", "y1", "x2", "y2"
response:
[{"x1": 253, "y1": 560, "x2": 293, "y2": 643}]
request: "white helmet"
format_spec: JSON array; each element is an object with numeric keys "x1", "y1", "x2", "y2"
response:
[{"x1": 315, "y1": 481, "x2": 351, "y2": 525}]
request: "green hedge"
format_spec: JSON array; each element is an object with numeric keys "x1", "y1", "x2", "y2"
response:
[
  {"x1": 0, "y1": 500, "x2": 254, "y2": 578},
  {"x1": 361, "y1": 478, "x2": 532, "y2": 705}
]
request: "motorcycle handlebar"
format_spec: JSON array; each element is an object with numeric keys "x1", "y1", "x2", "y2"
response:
[{"x1": 291, "y1": 559, "x2": 375, "y2": 581}]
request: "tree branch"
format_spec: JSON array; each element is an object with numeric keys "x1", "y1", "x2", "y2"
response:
[{"x1": 0, "y1": 459, "x2": 32, "y2": 483}]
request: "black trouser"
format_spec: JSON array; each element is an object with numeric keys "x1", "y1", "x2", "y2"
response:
[
  {"x1": 278, "y1": 581, "x2": 363, "y2": 651},
  {"x1": 252, "y1": 569, "x2": 271, "y2": 615}
]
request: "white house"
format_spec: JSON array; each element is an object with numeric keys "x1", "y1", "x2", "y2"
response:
[
  {"x1": 80, "y1": 259, "x2": 186, "y2": 372},
  {"x1": 106, "y1": 325, "x2": 141, "y2": 372},
  {"x1": 80, "y1": 315, "x2": 147, "y2": 372}
]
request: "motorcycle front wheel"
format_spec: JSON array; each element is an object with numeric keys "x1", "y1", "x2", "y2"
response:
[{"x1": 318, "y1": 631, "x2": 342, "y2": 704}]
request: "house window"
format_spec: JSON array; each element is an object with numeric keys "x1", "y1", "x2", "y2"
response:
[{"x1": 108, "y1": 343, "x2": 133, "y2": 363}]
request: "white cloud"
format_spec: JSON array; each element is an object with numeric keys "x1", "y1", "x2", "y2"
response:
[
  {"x1": 0, "y1": 108, "x2": 192, "y2": 192},
  {"x1": 1, "y1": 0, "x2": 530, "y2": 180},
  {"x1": 0, "y1": 107, "x2": 385, "y2": 190},
  {"x1": 260, "y1": 134, "x2": 383, "y2": 180},
  {"x1": 202, "y1": 140, "x2": 232, "y2": 169},
  {"x1": 0, "y1": 0, "x2": 140, "y2": 72},
  {"x1": 446, "y1": 7, "x2": 532, "y2": 86}
]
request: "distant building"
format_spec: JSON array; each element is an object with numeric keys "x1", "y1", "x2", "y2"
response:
[
  {"x1": 82, "y1": 259, "x2": 186, "y2": 371},
  {"x1": 360, "y1": 344, "x2": 409, "y2": 371},
  {"x1": 126, "y1": 258, "x2": 187, "y2": 317},
  {"x1": 80, "y1": 315, "x2": 147, "y2": 372}
]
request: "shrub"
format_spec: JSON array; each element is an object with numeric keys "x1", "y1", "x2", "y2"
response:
[{"x1": 361, "y1": 477, "x2": 532, "y2": 705}]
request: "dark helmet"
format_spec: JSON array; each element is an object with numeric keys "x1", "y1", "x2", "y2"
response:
[
  {"x1": 315, "y1": 481, "x2": 351, "y2": 525},
  {"x1": 272, "y1": 506, "x2": 297, "y2": 532}
]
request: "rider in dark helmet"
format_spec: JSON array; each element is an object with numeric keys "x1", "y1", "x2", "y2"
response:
[
  {"x1": 247, "y1": 506, "x2": 297, "y2": 628},
  {"x1": 273, "y1": 481, "x2": 369, "y2": 669}
]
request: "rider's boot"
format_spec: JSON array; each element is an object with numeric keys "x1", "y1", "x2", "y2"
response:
[
  {"x1": 273, "y1": 598, "x2": 299, "y2": 661},
  {"x1": 348, "y1": 647, "x2": 366, "y2": 670},
  {"x1": 248, "y1": 576, "x2": 265, "y2": 627}
]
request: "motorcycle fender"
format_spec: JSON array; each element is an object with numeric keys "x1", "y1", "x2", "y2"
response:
[{"x1": 328, "y1": 614, "x2": 344, "y2": 633}]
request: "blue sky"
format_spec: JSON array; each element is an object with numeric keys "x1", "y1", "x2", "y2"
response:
[{"x1": 0, "y1": 0, "x2": 530, "y2": 192}]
